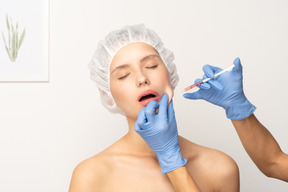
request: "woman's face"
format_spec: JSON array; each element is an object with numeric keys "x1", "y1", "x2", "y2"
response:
[{"x1": 110, "y1": 42, "x2": 173, "y2": 119}]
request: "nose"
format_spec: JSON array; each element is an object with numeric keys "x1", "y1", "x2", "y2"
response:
[{"x1": 136, "y1": 70, "x2": 150, "y2": 87}]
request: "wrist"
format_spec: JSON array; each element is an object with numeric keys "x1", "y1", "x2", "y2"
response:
[
  {"x1": 225, "y1": 99, "x2": 256, "y2": 120},
  {"x1": 156, "y1": 147, "x2": 187, "y2": 174},
  {"x1": 166, "y1": 165, "x2": 201, "y2": 192}
]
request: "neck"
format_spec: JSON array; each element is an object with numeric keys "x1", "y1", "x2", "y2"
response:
[{"x1": 123, "y1": 116, "x2": 156, "y2": 157}]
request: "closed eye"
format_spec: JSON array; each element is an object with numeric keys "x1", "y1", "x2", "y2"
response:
[
  {"x1": 146, "y1": 65, "x2": 158, "y2": 69},
  {"x1": 118, "y1": 73, "x2": 130, "y2": 80}
]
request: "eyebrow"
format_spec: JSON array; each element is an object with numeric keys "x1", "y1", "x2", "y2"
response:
[
  {"x1": 140, "y1": 54, "x2": 161, "y2": 63},
  {"x1": 110, "y1": 54, "x2": 160, "y2": 75},
  {"x1": 110, "y1": 64, "x2": 130, "y2": 75}
]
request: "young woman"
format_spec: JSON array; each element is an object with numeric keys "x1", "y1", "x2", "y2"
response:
[{"x1": 68, "y1": 24, "x2": 240, "y2": 192}]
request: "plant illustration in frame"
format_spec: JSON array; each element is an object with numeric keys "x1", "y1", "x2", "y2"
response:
[
  {"x1": 2, "y1": 14, "x2": 26, "y2": 62},
  {"x1": 0, "y1": 0, "x2": 49, "y2": 82}
]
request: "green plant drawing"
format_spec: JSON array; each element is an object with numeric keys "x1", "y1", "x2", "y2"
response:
[{"x1": 2, "y1": 14, "x2": 26, "y2": 62}]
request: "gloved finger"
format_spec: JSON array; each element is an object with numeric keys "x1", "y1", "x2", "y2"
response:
[
  {"x1": 207, "y1": 79, "x2": 223, "y2": 90},
  {"x1": 194, "y1": 78, "x2": 202, "y2": 84},
  {"x1": 167, "y1": 99, "x2": 176, "y2": 121},
  {"x1": 134, "y1": 108, "x2": 147, "y2": 131},
  {"x1": 195, "y1": 77, "x2": 210, "y2": 90},
  {"x1": 202, "y1": 64, "x2": 214, "y2": 78},
  {"x1": 158, "y1": 94, "x2": 169, "y2": 119},
  {"x1": 202, "y1": 73, "x2": 208, "y2": 80},
  {"x1": 145, "y1": 100, "x2": 159, "y2": 122},
  {"x1": 199, "y1": 82, "x2": 210, "y2": 90},
  {"x1": 134, "y1": 121, "x2": 143, "y2": 133},
  {"x1": 183, "y1": 91, "x2": 203, "y2": 100},
  {"x1": 233, "y1": 57, "x2": 242, "y2": 73},
  {"x1": 203, "y1": 64, "x2": 223, "y2": 78}
]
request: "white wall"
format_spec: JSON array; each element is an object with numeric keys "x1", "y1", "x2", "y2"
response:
[{"x1": 0, "y1": 0, "x2": 287, "y2": 191}]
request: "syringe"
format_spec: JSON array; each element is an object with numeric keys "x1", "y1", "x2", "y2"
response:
[{"x1": 184, "y1": 65, "x2": 234, "y2": 91}]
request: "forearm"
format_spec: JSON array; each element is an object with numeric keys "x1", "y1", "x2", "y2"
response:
[
  {"x1": 166, "y1": 166, "x2": 200, "y2": 192},
  {"x1": 231, "y1": 114, "x2": 288, "y2": 180}
]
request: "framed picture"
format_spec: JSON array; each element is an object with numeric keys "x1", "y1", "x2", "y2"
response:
[{"x1": 0, "y1": 0, "x2": 49, "y2": 82}]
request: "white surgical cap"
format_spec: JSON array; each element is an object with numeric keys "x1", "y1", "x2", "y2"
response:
[{"x1": 88, "y1": 24, "x2": 179, "y2": 114}]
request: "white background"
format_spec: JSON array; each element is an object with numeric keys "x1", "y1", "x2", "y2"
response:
[{"x1": 0, "y1": 0, "x2": 287, "y2": 191}]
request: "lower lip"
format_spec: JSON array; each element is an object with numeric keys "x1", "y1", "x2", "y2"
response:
[{"x1": 139, "y1": 96, "x2": 160, "y2": 106}]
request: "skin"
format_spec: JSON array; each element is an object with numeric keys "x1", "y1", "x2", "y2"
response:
[
  {"x1": 166, "y1": 166, "x2": 200, "y2": 191},
  {"x1": 231, "y1": 114, "x2": 288, "y2": 182},
  {"x1": 68, "y1": 42, "x2": 240, "y2": 192}
]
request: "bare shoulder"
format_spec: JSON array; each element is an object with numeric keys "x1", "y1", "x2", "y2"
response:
[
  {"x1": 68, "y1": 150, "x2": 112, "y2": 192},
  {"x1": 179, "y1": 136, "x2": 238, "y2": 172},
  {"x1": 179, "y1": 136, "x2": 240, "y2": 191}
]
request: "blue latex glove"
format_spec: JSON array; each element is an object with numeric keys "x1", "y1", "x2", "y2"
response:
[
  {"x1": 134, "y1": 94, "x2": 187, "y2": 174},
  {"x1": 183, "y1": 57, "x2": 256, "y2": 120}
]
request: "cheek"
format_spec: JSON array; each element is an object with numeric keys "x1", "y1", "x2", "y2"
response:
[
  {"x1": 110, "y1": 79, "x2": 139, "y2": 115},
  {"x1": 156, "y1": 70, "x2": 173, "y2": 103},
  {"x1": 110, "y1": 80, "x2": 126, "y2": 107}
]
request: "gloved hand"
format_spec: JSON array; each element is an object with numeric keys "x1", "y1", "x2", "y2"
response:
[
  {"x1": 134, "y1": 94, "x2": 187, "y2": 174},
  {"x1": 183, "y1": 57, "x2": 256, "y2": 120}
]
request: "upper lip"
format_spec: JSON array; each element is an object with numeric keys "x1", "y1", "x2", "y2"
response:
[{"x1": 137, "y1": 90, "x2": 160, "y2": 102}]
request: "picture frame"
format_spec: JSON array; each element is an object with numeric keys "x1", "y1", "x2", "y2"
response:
[{"x1": 0, "y1": 0, "x2": 49, "y2": 82}]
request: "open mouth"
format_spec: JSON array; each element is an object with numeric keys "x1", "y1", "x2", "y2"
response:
[
  {"x1": 137, "y1": 90, "x2": 160, "y2": 106},
  {"x1": 139, "y1": 94, "x2": 156, "y2": 102}
]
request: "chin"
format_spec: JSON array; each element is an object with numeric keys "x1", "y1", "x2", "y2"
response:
[{"x1": 123, "y1": 106, "x2": 143, "y2": 120}]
